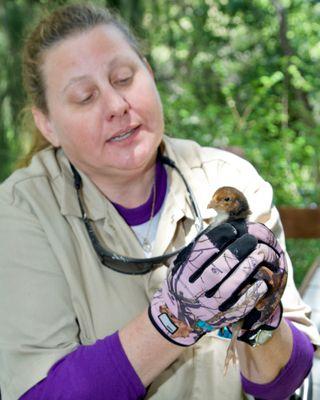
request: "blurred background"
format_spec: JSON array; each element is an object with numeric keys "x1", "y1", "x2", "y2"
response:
[{"x1": 0, "y1": 0, "x2": 319, "y2": 285}]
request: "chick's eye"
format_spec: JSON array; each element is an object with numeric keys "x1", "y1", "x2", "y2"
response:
[{"x1": 224, "y1": 197, "x2": 231, "y2": 202}]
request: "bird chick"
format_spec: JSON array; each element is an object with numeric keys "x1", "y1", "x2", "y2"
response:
[
  {"x1": 208, "y1": 186, "x2": 251, "y2": 223},
  {"x1": 208, "y1": 186, "x2": 251, "y2": 374}
]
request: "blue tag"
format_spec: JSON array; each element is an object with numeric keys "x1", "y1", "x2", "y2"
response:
[
  {"x1": 196, "y1": 320, "x2": 214, "y2": 332},
  {"x1": 218, "y1": 326, "x2": 233, "y2": 339}
]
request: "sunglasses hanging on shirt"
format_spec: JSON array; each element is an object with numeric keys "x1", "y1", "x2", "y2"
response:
[{"x1": 70, "y1": 154, "x2": 204, "y2": 275}]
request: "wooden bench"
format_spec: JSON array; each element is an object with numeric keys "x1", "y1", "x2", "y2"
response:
[
  {"x1": 278, "y1": 207, "x2": 320, "y2": 239},
  {"x1": 278, "y1": 207, "x2": 320, "y2": 296}
]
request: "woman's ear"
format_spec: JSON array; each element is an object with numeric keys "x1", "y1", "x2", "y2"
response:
[{"x1": 32, "y1": 107, "x2": 60, "y2": 147}]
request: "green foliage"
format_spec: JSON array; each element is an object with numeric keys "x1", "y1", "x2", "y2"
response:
[
  {"x1": 144, "y1": 0, "x2": 320, "y2": 207},
  {"x1": 286, "y1": 239, "x2": 320, "y2": 287},
  {"x1": 1, "y1": 0, "x2": 320, "y2": 207}
]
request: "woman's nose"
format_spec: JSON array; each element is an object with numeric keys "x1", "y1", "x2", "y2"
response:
[{"x1": 103, "y1": 87, "x2": 129, "y2": 121}]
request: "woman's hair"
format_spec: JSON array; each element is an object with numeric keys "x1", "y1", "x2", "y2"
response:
[{"x1": 19, "y1": 3, "x2": 143, "y2": 167}]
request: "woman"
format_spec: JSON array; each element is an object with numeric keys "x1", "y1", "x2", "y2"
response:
[{"x1": 0, "y1": 3, "x2": 318, "y2": 400}]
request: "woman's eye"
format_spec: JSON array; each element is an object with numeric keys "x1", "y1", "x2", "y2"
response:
[
  {"x1": 114, "y1": 76, "x2": 133, "y2": 85},
  {"x1": 79, "y1": 93, "x2": 94, "y2": 104}
]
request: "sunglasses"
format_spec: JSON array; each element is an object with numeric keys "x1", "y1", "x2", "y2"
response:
[{"x1": 70, "y1": 154, "x2": 204, "y2": 275}]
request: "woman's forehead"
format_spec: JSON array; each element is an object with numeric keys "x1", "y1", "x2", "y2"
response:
[
  {"x1": 42, "y1": 25, "x2": 141, "y2": 85},
  {"x1": 44, "y1": 25, "x2": 137, "y2": 67}
]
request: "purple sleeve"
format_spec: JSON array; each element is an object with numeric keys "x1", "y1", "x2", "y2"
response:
[
  {"x1": 20, "y1": 332, "x2": 146, "y2": 400},
  {"x1": 241, "y1": 319, "x2": 315, "y2": 400}
]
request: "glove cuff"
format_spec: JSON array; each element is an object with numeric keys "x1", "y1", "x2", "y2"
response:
[
  {"x1": 237, "y1": 303, "x2": 283, "y2": 346},
  {"x1": 149, "y1": 290, "x2": 205, "y2": 346}
]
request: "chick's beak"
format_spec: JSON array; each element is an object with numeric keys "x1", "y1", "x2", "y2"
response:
[{"x1": 207, "y1": 196, "x2": 217, "y2": 209}]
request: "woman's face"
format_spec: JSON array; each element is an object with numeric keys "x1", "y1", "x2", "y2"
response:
[{"x1": 34, "y1": 24, "x2": 164, "y2": 178}]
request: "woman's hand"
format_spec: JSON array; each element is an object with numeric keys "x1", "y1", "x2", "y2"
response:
[
  {"x1": 235, "y1": 222, "x2": 288, "y2": 344},
  {"x1": 149, "y1": 222, "x2": 288, "y2": 346}
]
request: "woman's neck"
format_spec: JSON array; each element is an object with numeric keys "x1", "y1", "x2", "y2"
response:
[{"x1": 86, "y1": 159, "x2": 157, "y2": 208}]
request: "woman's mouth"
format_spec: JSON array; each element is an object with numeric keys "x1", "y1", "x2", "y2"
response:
[{"x1": 109, "y1": 127, "x2": 139, "y2": 143}]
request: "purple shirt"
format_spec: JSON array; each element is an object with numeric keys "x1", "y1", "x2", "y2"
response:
[{"x1": 21, "y1": 332, "x2": 146, "y2": 400}]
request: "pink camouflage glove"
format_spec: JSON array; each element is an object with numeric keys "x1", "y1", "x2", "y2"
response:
[
  {"x1": 149, "y1": 221, "x2": 287, "y2": 346},
  {"x1": 235, "y1": 222, "x2": 288, "y2": 344}
]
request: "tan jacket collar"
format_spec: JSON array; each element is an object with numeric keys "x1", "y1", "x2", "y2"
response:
[{"x1": 162, "y1": 136, "x2": 216, "y2": 221}]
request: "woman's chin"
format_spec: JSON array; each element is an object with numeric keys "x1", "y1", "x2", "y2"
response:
[
  {"x1": 113, "y1": 152, "x2": 156, "y2": 172},
  {"x1": 104, "y1": 140, "x2": 159, "y2": 171}
]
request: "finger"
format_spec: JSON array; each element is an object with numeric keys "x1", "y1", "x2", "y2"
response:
[
  {"x1": 186, "y1": 223, "x2": 238, "y2": 282},
  {"x1": 204, "y1": 244, "x2": 279, "y2": 308},
  {"x1": 204, "y1": 280, "x2": 268, "y2": 327},
  {"x1": 228, "y1": 220, "x2": 248, "y2": 237},
  {"x1": 214, "y1": 243, "x2": 279, "y2": 309},
  {"x1": 222, "y1": 280, "x2": 268, "y2": 321},
  {"x1": 246, "y1": 222, "x2": 283, "y2": 255},
  {"x1": 205, "y1": 222, "x2": 238, "y2": 250},
  {"x1": 246, "y1": 224, "x2": 288, "y2": 279},
  {"x1": 197, "y1": 234, "x2": 257, "y2": 292}
]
